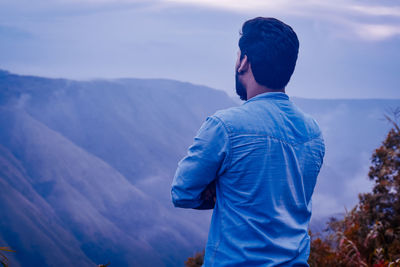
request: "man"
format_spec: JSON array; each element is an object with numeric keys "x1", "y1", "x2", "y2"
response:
[{"x1": 171, "y1": 17, "x2": 325, "y2": 266}]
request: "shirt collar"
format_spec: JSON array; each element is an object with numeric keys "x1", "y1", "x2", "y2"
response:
[{"x1": 244, "y1": 92, "x2": 289, "y2": 104}]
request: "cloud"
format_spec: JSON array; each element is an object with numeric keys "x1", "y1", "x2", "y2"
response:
[
  {"x1": 163, "y1": 0, "x2": 400, "y2": 42},
  {"x1": 349, "y1": 5, "x2": 400, "y2": 17},
  {"x1": 312, "y1": 192, "x2": 344, "y2": 217},
  {"x1": 164, "y1": 0, "x2": 296, "y2": 13},
  {"x1": 352, "y1": 23, "x2": 400, "y2": 41}
]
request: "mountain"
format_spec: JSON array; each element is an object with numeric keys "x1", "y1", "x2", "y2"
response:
[
  {"x1": 0, "y1": 70, "x2": 235, "y2": 266},
  {"x1": 0, "y1": 69, "x2": 399, "y2": 265}
]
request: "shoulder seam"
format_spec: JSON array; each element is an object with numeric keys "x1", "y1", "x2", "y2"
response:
[{"x1": 229, "y1": 132, "x2": 323, "y2": 146}]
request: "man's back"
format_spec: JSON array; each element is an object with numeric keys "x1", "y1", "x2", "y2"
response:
[
  {"x1": 201, "y1": 92, "x2": 324, "y2": 266},
  {"x1": 172, "y1": 92, "x2": 324, "y2": 266}
]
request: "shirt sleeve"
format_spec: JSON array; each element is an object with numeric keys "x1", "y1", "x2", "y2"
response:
[{"x1": 171, "y1": 115, "x2": 230, "y2": 209}]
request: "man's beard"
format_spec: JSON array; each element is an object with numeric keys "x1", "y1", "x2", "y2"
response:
[{"x1": 235, "y1": 71, "x2": 247, "y2": 101}]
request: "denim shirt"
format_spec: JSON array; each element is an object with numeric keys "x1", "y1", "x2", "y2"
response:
[{"x1": 171, "y1": 92, "x2": 325, "y2": 266}]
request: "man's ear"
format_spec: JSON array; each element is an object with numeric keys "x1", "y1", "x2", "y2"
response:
[{"x1": 237, "y1": 55, "x2": 249, "y2": 74}]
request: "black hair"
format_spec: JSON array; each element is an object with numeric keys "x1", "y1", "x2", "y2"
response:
[{"x1": 238, "y1": 17, "x2": 299, "y2": 90}]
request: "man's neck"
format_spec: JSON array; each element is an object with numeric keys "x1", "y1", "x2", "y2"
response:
[{"x1": 246, "y1": 84, "x2": 285, "y2": 100}]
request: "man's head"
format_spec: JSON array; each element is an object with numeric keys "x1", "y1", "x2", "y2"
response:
[{"x1": 235, "y1": 17, "x2": 299, "y2": 100}]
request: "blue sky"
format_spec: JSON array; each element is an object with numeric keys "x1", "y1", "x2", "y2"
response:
[{"x1": 1, "y1": 0, "x2": 399, "y2": 99}]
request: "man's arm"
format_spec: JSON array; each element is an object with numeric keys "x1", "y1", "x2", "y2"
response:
[{"x1": 171, "y1": 116, "x2": 230, "y2": 209}]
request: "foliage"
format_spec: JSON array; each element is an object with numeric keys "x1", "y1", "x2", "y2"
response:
[
  {"x1": 185, "y1": 251, "x2": 204, "y2": 267},
  {"x1": 308, "y1": 231, "x2": 337, "y2": 266},
  {"x1": 309, "y1": 114, "x2": 400, "y2": 266},
  {"x1": 0, "y1": 247, "x2": 15, "y2": 267}
]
